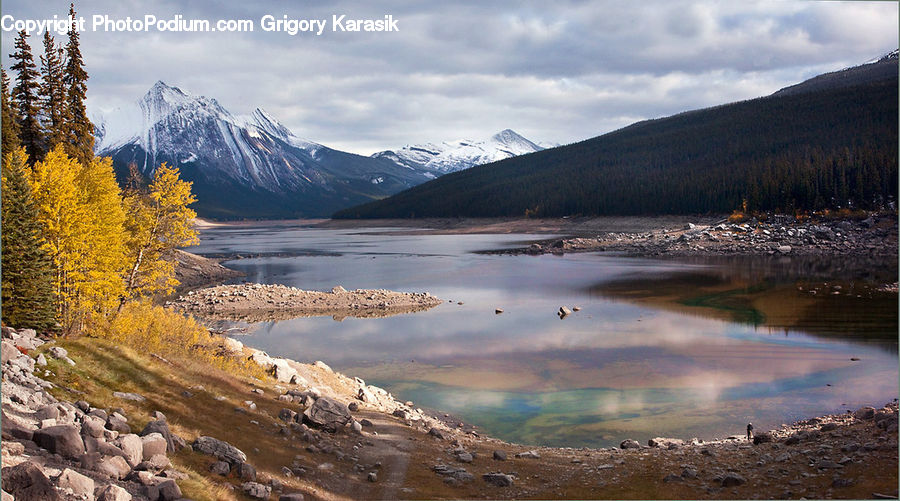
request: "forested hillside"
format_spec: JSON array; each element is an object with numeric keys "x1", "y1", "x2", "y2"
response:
[{"x1": 335, "y1": 58, "x2": 898, "y2": 219}]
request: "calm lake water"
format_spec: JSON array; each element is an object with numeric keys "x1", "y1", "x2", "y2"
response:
[{"x1": 186, "y1": 223, "x2": 899, "y2": 448}]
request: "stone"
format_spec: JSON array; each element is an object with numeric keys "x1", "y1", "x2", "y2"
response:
[
  {"x1": 1, "y1": 461, "x2": 60, "y2": 501},
  {"x1": 34, "y1": 404, "x2": 60, "y2": 421},
  {"x1": 367, "y1": 471, "x2": 377, "y2": 482},
  {"x1": 0, "y1": 340, "x2": 19, "y2": 364},
  {"x1": 483, "y1": 472, "x2": 514, "y2": 487},
  {"x1": 428, "y1": 428, "x2": 445, "y2": 440},
  {"x1": 558, "y1": 306, "x2": 572, "y2": 317},
  {"x1": 112, "y1": 392, "x2": 146, "y2": 402},
  {"x1": 242, "y1": 481, "x2": 272, "y2": 500},
  {"x1": 35, "y1": 353, "x2": 47, "y2": 366},
  {"x1": 32, "y1": 425, "x2": 85, "y2": 459},
  {"x1": 821, "y1": 422, "x2": 838, "y2": 432},
  {"x1": 279, "y1": 494, "x2": 306, "y2": 501},
  {"x1": 157, "y1": 479, "x2": 182, "y2": 500},
  {"x1": 753, "y1": 432, "x2": 773, "y2": 445},
  {"x1": 47, "y1": 346, "x2": 68, "y2": 359},
  {"x1": 140, "y1": 420, "x2": 175, "y2": 453},
  {"x1": 303, "y1": 397, "x2": 351, "y2": 432},
  {"x1": 209, "y1": 461, "x2": 230, "y2": 476},
  {"x1": 332, "y1": 285, "x2": 347, "y2": 293},
  {"x1": 347, "y1": 402, "x2": 358, "y2": 412},
  {"x1": 358, "y1": 386, "x2": 378, "y2": 404},
  {"x1": 193, "y1": 436, "x2": 247, "y2": 466},
  {"x1": 492, "y1": 450, "x2": 507, "y2": 461},
  {"x1": 81, "y1": 416, "x2": 105, "y2": 438},
  {"x1": 777, "y1": 245, "x2": 792, "y2": 254},
  {"x1": 106, "y1": 414, "x2": 131, "y2": 434},
  {"x1": 238, "y1": 462, "x2": 257, "y2": 481},
  {"x1": 854, "y1": 406, "x2": 876, "y2": 420},
  {"x1": 314, "y1": 360, "x2": 333, "y2": 373},
  {"x1": 140, "y1": 433, "x2": 167, "y2": 460},
  {"x1": 96, "y1": 455, "x2": 131, "y2": 480},
  {"x1": 456, "y1": 452, "x2": 473, "y2": 463},
  {"x1": 620, "y1": 439, "x2": 641, "y2": 449},
  {"x1": 278, "y1": 408, "x2": 298, "y2": 422},
  {"x1": 57, "y1": 468, "x2": 94, "y2": 499},
  {"x1": 272, "y1": 359, "x2": 300, "y2": 384},
  {"x1": 721, "y1": 473, "x2": 746, "y2": 487},
  {"x1": 350, "y1": 420, "x2": 363, "y2": 434},
  {"x1": 116, "y1": 433, "x2": 143, "y2": 467},
  {"x1": 96, "y1": 484, "x2": 132, "y2": 501},
  {"x1": 515, "y1": 450, "x2": 540, "y2": 459},
  {"x1": 663, "y1": 473, "x2": 683, "y2": 482},
  {"x1": 648, "y1": 437, "x2": 684, "y2": 448}
]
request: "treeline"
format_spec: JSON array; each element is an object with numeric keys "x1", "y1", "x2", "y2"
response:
[
  {"x1": 335, "y1": 75, "x2": 898, "y2": 219},
  {"x1": 2, "y1": 4, "x2": 197, "y2": 335}
]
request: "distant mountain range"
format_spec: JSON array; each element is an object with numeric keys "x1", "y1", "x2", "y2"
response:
[
  {"x1": 93, "y1": 82, "x2": 542, "y2": 219},
  {"x1": 335, "y1": 50, "x2": 899, "y2": 219},
  {"x1": 371, "y1": 129, "x2": 543, "y2": 174}
]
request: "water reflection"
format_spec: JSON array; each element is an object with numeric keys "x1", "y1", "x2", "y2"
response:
[{"x1": 187, "y1": 225, "x2": 898, "y2": 447}]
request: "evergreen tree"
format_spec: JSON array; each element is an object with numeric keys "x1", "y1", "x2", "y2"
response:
[
  {"x1": 9, "y1": 30, "x2": 43, "y2": 163},
  {"x1": 1, "y1": 147, "x2": 58, "y2": 331},
  {"x1": 63, "y1": 3, "x2": 94, "y2": 166},
  {"x1": 40, "y1": 30, "x2": 68, "y2": 151},
  {"x1": 1, "y1": 68, "x2": 22, "y2": 158}
]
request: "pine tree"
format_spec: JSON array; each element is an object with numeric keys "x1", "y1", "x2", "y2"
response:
[
  {"x1": 40, "y1": 30, "x2": 68, "y2": 151},
  {"x1": 9, "y1": 30, "x2": 43, "y2": 163},
  {"x1": 63, "y1": 3, "x2": 94, "y2": 166},
  {"x1": 122, "y1": 162, "x2": 198, "y2": 301},
  {"x1": 1, "y1": 147, "x2": 58, "y2": 331},
  {"x1": 1, "y1": 68, "x2": 22, "y2": 158}
]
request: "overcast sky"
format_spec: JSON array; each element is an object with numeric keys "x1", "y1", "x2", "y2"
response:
[{"x1": 1, "y1": 1, "x2": 897, "y2": 154}]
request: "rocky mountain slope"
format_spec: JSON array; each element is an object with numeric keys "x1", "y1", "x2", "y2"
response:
[
  {"x1": 93, "y1": 82, "x2": 440, "y2": 219},
  {"x1": 371, "y1": 129, "x2": 543, "y2": 174}
]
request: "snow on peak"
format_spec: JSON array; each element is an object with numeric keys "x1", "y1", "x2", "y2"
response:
[{"x1": 373, "y1": 129, "x2": 544, "y2": 174}]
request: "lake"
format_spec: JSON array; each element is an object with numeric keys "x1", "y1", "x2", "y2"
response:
[{"x1": 186, "y1": 222, "x2": 899, "y2": 448}]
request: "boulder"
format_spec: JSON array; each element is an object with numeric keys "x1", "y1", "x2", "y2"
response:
[
  {"x1": 82, "y1": 416, "x2": 106, "y2": 438},
  {"x1": 33, "y1": 425, "x2": 85, "y2": 459},
  {"x1": 272, "y1": 359, "x2": 300, "y2": 384},
  {"x1": 358, "y1": 386, "x2": 378, "y2": 404},
  {"x1": 854, "y1": 406, "x2": 876, "y2": 420},
  {"x1": 106, "y1": 414, "x2": 131, "y2": 434},
  {"x1": 57, "y1": 468, "x2": 95, "y2": 500},
  {"x1": 96, "y1": 484, "x2": 132, "y2": 501},
  {"x1": 721, "y1": 473, "x2": 746, "y2": 487},
  {"x1": 112, "y1": 392, "x2": 146, "y2": 402},
  {"x1": 193, "y1": 436, "x2": 247, "y2": 466},
  {"x1": 238, "y1": 462, "x2": 257, "y2": 481},
  {"x1": 209, "y1": 461, "x2": 230, "y2": 476},
  {"x1": 1, "y1": 461, "x2": 60, "y2": 501},
  {"x1": 249, "y1": 350, "x2": 274, "y2": 369},
  {"x1": 515, "y1": 450, "x2": 540, "y2": 459},
  {"x1": 242, "y1": 481, "x2": 272, "y2": 500},
  {"x1": 492, "y1": 450, "x2": 507, "y2": 461},
  {"x1": 313, "y1": 360, "x2": 333, "y2": 373},
  {"x1": 619, "y1": 439, "x2": 641, "y2": 449},
  {"x1": 140, "y1": 433, "x2": 167, "y2": 459},
  {"x1": 95, "y1": 455, "x2": 131, "y2": 480},
  {"x1": 279, "y1": 494, "x2": 306, "y2": 501},
  {"x1": 558, "y1": 306, "x2": 572, "y2": 317},
  {"x1": 157, "y1": 479, "x2": 182, "y2": 501},
  {"x1": 303, "y1": 397, "x2": 351, "y2": 432},
  {"x1": 753, "y1": 432, "x2": 773, "y2": 445},
  {"x1": 278, "y1": 408, "x2": 298, "y2": 423},
  {"x1": 135, "y1": 454, "x2": 170, "y2": 473},
  {"x1": 482, "y1": 472, "x2": 514, "y2": 487},
  {"x1": 140, "y1": 420, "x2": 175, "y2": 453},
  {"x1": 648, "y1": 437, "x2": 684, "y2": 449},
  {"x1": 116, "y1": 434, "x2": 143, "y2": 466},
  {"x1": 0, "y1": 340, "x2": 19, "y2": 364},
  {"x1": 47, "y1": 346, "x2": 68, "y2": 359}
]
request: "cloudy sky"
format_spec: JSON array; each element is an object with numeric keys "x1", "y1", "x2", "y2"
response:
[{"x1": 1, "y1": 1, "x2": 897, "y2": 154}]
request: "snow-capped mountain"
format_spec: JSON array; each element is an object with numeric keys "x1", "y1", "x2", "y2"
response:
[
  {"x1": 93, "y1": 81, "x2": 437, "y2": 219},
  {"x1": 372, "y1": 129, "x2": 544, "y2": 174}
]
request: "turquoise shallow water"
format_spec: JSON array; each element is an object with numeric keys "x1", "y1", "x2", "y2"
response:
[{"x1": 186, "y1": 223, "x2": 898, "y2": 447}]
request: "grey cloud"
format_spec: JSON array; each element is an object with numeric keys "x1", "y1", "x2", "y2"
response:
[{"x1": 1, "y1": 0, "x2": 896, "y2": 153}]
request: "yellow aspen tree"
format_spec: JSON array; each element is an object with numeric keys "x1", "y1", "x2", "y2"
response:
[
  {"x1": 28, "y1": 145, "x2": 82, "y2": 329},
  {"x1": 75, "y1": 154, "x2": 127, "y2": 317},
  {"x1": 29, "y1": 146, "x2": 126, "y2": 332},
  {"x1": 122, "y1": 162, "x2": 198, "y2": 301}
]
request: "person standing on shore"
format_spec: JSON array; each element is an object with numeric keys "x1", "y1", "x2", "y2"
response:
[{"x1": 747, "y1": 422, "x2": 754, "y2": 440}]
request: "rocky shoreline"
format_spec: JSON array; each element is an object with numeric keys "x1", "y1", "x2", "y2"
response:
[
  {"x1": 167, "y1": 283, "x2": 442, "y2": 322},
  {"x1": 486, "y1": 213, "x2": 898, "y2": 258},
  {"x1": 3, "y1": 325, "x2": 898, "y2": 500}
]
